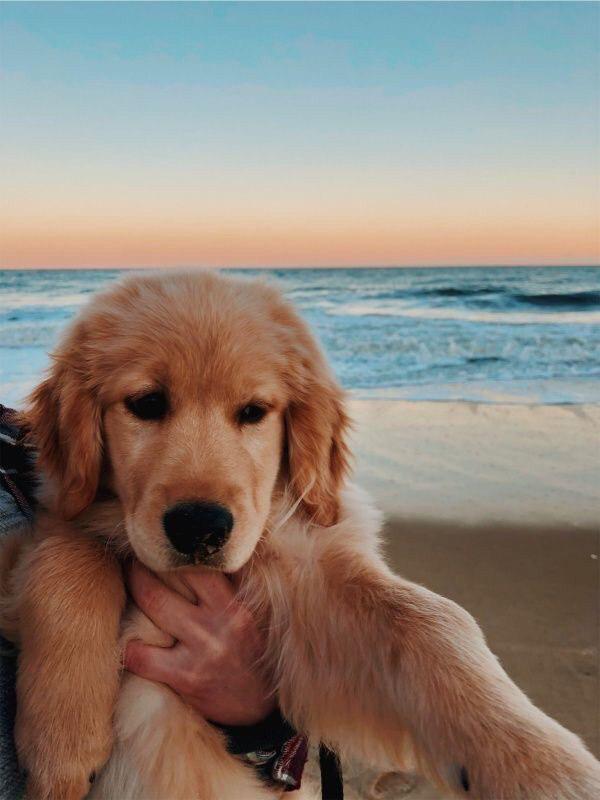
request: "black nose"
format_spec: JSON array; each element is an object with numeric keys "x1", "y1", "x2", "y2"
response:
[{"x1": 163, "y1": 502, "x2": 234, "y2": 558}]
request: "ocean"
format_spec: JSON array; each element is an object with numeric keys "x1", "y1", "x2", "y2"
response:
[{"x1": 1, "y1": 267, "x2": 599, "y2": 407}]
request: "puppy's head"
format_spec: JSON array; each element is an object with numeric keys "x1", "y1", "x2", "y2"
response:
[{"x1": 22, "y1": 272, "x2": 350, "y2": 572}]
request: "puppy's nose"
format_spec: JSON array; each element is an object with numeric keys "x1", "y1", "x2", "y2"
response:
[{"x1": 163, "y1": 502, "x2": 233, "y2": 558}]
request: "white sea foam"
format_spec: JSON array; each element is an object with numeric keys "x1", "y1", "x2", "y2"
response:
[
  {"x1": 0, "y1": 292, "x2": 89, "y2": 310},
  {"x1": 329, "y1": 302, "x2": 600, "y2": 326}
]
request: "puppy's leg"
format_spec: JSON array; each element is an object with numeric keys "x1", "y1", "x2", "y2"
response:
[
  {"x1": 272, "y1": 541, "x2": 600, "y2": 799},
  {"x1": 16, "y1": 529, "x2": 125, "y2": 800}
]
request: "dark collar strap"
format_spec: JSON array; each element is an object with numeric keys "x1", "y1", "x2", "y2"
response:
[
  {"x1": 211, "y1": 708, "x2": 296, "y2": 755},
  {"x1": 319, "y1": 744, "x2": 344, "y2": 800},
  {"x1": 214, "y1": 710, "x2": 343, "y2": 798}
]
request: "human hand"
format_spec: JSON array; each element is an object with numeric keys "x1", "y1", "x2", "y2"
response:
[{"x1": 124, "y1": 561, "x2": 276, "y2": 726}]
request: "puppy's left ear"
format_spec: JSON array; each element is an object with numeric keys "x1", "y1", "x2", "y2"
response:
[{"x1": 285, "y1": 352, "x2": 352, "y2": 527}]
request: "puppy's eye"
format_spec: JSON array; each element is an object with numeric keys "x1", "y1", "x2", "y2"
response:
[
  {"x1": 125, "y1": 391, "x2": 168, "y2": 421},
  {"x1": 238, "y1": 404, "x2": 267, "y2": 425}
]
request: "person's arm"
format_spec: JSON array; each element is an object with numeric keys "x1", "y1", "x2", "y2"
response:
[
  {"x1": 125, "y1": 562, "x2": 309, "y2": 792},
  {"x1": 0, "y1": 404, "x2": 37, "y2": 800}
]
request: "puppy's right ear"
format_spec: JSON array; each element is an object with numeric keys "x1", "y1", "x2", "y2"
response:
[{"x1": 20, "y1": 355, "x2": 103, "y2": 520}]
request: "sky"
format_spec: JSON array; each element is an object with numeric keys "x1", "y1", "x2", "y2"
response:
[{"x1": 1, "y1": 1, "x2": 598, "y2": 269}]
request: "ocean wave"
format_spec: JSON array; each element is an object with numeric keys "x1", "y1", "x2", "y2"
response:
[
  {"x1": 512, "y1": 291, "x2": 600, "y2": 309},
  {"x1": 465, "y1": 356, "x2": 506, "y2": 364},
  {"x1": 328, "y1": 302, "x2": 600, "y2": 325},
  {"x1": 328, "y1": 287, "x2": 600, "y2": 312},
  {"x1": 373, "y1": 287, "x2": 600, "y2": 310},
  {"x1": 422, "y1": 286, "x2": 497, "y2": 297}
]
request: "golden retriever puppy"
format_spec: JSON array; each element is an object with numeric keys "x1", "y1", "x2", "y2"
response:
[{"x1": 0, "y1": 271, "x2": 599, "y2": 800}]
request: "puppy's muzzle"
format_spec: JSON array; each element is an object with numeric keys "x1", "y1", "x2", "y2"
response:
[{"x1": 163, "y1": 501, "x2": 233, "y2": 562}]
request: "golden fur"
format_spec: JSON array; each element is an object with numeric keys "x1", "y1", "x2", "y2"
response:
[{"x1": 0, "y1": 271, "x2": 598, "y2": 800}]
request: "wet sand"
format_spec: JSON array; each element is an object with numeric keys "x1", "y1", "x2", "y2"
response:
[{"x1": 350, "y1": 400, "x2": 600, "y2": 528}]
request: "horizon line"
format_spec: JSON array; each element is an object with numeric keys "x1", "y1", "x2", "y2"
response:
[{"x1": 1, "y1": 263, "x2": 599, "y2": 272}]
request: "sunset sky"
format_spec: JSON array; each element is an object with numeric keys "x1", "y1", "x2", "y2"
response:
[{"x1": 1, "y1": 1, "x2": 598, "y2": 269}]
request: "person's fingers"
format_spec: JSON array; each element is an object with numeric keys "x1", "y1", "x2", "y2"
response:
[
  {"x1": 125, "y1": 640, "x2": 218, "y2": 698},
  {"x1": 179, "y1": 567, "x2": 236, "y2": 612},
  {"x1": 127, "y1": 561, "x2": 204, "y2": 642},
  {"x1": 124, "y1": 640, "x2": 178, "y2": 684}
]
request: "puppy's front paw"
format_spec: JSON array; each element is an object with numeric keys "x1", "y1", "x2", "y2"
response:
[
  {"x1": 24, "y1": 772, "x2": 98, "y2": 800},
  {"x1": 457, "y1": 723, "x2": 600, "y2": 800},
  {"x1": 536, "y1": 742, "x2": 600, "y2": 800},
  {"x1": 16, "y1": 714, "x2": 111, "y2": 800}
]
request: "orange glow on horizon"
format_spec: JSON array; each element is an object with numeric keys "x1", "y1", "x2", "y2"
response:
[{"x1": 2, "y1": 217, "x2": 598, "y2": 269}]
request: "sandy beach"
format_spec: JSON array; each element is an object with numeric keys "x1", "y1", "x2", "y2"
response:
[{"x1": 323, "y1": 400, "x2": 600, "y2": 799}]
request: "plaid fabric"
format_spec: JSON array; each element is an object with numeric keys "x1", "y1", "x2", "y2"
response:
[
  {"x1": 0, "y1": 405, "x2": 309, "y2": 795},
  {"x1": 0, "y1": 405, "x2": 36, "y2": 535},
  {"x1": 272, "y1": 733, "x2": 310, "y2": 790},
  {"x1": 0, "y1": 405, "x2": 31, "y2": 799}
]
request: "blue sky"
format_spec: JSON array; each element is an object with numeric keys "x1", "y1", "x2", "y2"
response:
[{"x1": 1, "y1": 1, "x2": 598, "y2": 267}]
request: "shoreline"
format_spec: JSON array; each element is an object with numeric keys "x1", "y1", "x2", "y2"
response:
[
  {"x1": 350, "y1": 399, "x2": 600, "y2": 529},
  {"x1": 348, "y1": 393, "x2": 600, "y2": 407}
]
